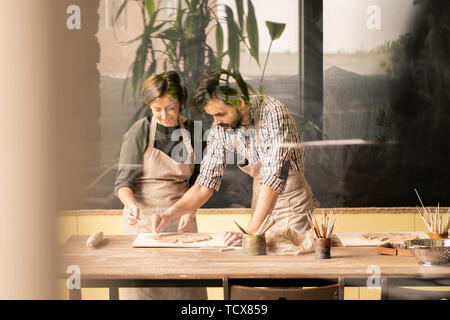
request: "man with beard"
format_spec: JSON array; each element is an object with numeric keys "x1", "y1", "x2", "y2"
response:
[{"x1": 145, "y1": 69, "x2": 318, "y2": 246}]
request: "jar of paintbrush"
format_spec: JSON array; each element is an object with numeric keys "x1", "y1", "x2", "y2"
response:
[
  {"x1": 307, "y1": 210, "x2": 342, "y2": 259},
  {"x1": 236, "y1": 216, "x2": 275, "y2": 256},
  {"x1": 415, "y1": 190, "x2": 449, "y2": 239}
]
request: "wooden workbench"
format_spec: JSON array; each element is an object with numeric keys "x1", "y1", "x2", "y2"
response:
[{"x1": 57, "y1": 235, "x2": 450, "y2": 300}]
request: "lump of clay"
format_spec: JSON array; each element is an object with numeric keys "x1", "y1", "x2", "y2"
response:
[{"x1": 87, "y1": 231, "x2": 104, "y2": 247}]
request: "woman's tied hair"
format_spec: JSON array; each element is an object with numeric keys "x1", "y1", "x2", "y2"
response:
[
  {"x1": 191, "y1": 69, "x2": 254, "y2": 112},
  {"x1": 140, "y1": 71, "x2": 188, "y2": 110}
]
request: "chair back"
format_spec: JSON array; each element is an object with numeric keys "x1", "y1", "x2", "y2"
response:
[{"x1": 225, "y1": 279, "x2": 343, "y2": 300}]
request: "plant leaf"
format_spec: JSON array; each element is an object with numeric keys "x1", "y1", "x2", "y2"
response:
[
  {"x1": 144, "y1": 0, "x2": 155, "y2": 17},
  {"x1": 246, "y1": 0, "x2": 259, "y2": 65},
  {"x1": 151, "y1": 21, "x2": 167, "y2": 33},
  {"x1": 158, "y1": 28, "x2": 178, "y2": 41},
  {"x1": 206, "y1": 45, "x2": 217, "y2": 69},
  {"x1": 265, "y1": 20, "x2": 286, "y2": 41},
  {"x1": 144, "y1": 60, "x2": 157, "y2": 80},
  {"x1": 118, "y1": 34, "x2": 143, "y2": 46},
  {"x1": 218, "y1": 85, "x2": 239, "y2": 96},
  {"x1": 259, "y1": 82, "x2": 266, "y2": 95},
  {"x1": 232, "y1": 71, "x2": 250, "y2": 102},
  {"x1": 235, "y1": 0, "x2": 244, "y2": 31},
  {"x1": 131, "y1": 39, "x2": 149, "y2": 100},
  {"x1": 215, "y1": 22, "x2": 224, "y2": 58},
  {"x1": 114, "y1": 0, "x2": 129, "y2": 22},
  {"x1": 225, "y1": 5, "x2": 240, "y2": 72}
]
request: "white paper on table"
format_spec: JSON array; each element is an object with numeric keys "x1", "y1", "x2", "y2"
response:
[
  {"x1": 132, "y1": 232, "x2": 241, "y2": 249},
  {"x1": 335, "y1": 231, "x2": 429, "y2": 247}
]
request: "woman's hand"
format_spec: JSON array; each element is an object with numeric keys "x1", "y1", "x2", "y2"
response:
[
  {"x1": 223, "y1": 232, "x2": 243, "y2": 246},
  {"x1": 178, "y1": 213, "x2": 196, "y2": 233},
  {"x1": 126, "y1": 205, "x2": 140, "y2": 226}
]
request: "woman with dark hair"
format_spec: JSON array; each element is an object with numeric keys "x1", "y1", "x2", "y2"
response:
[
  {"x1": 114, "y1": 71, "x2": 206, "y2": 299},
  {"x1": 150, "y1": 69, "x2": 318, "y2": 252}
]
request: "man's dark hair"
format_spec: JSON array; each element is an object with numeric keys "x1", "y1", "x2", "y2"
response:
[{"x1": 191, "y1": 69, "x2": 254, "y2": 112}]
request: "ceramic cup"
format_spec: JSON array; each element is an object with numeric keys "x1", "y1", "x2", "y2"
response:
[
  {"x1": 314, "y1": 238, "x2": 331, "y2": 259},
  {"x1": 242, "y1": 234, "x2": 266, "y2": 255}
]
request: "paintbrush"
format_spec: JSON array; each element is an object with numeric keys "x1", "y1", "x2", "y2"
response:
[
  {"x1": 443, "y1": 211, "x2": 448, "y2": 233},
  {"x1": 325, "y1": 211, "x2": 333, "y2": 238},
  {"x1": 259, "y1": 219, "x2": 276, "y2": 235},
  {"x1": 322, "y1": 211, "x2": 326, "y2": 240},
  {"x1": 414, "y1": 189, "x2": 449, "y2": 233},
  {"x1": 311, "y1": 212, "x2": 320, "y2": 238},
  {"x1": 329, "y1": 210, "x2": 342, "y2": 237},
  {"x1": 308, "y1": 210, "x2": 326, "y2": 238},
  {"x1": 307, "y1": 211, "x2": 320, "y2": 238},
  {"x1": 306, "y1": 211, "x2": 316, "y2": 236},
  {"x1": 233, "y1": 220, "x2": 249, "y2": 235},
  {"x1": 255, "y1": 214, "x2": 271, "y2": 235},
  {"x1": 434, "y1": 207, "x2": 438, "y2": 233},
  {"x1": 315, "y1": 213, "x2": 323, "y2": 238},
  {"x1": 444, "y1": 209, "x2": 450, "y2": 232},
  {"x1": 415, "y1": 189, "x2": 437, "y2": 226},
  {"x1": 309, "y1": 210, "x2": 342, "y2": 239},
  {"x1": 326, "y1": 214, "x2": 333, "y2": 238},
  {"x1": 416, "y1": 207, "x2": 432, "y2": 232},
  {"x1": 127, "y1": 206, "x2": 159, "y2": 237},
  {"x1": 414, "y1": 188, "x2": 426, "y2": 208},
  {"x1": 414, "y1": 188, "x2": 433, "y2": 220},
  {"x1": 438, "y1": 210, "x2": 441, "y2": 232},
  {"x1": 415, "y1": 189, "x2": 435, "y2": 232}
]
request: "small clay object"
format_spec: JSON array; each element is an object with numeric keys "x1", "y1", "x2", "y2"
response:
[{"x1": 87, "y1": 231, "x2": 104, "y2": 247}]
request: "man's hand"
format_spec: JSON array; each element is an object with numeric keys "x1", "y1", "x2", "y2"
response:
[
  {"x1": 178, "y1": 213, "x2": 197, "y2": 233},
  {"x1": 223, "y1": 232, "x2": 243, "y2": 246},
  {"x1": 149, "y1": 209, "x2": 173, "y2": 234},
  {"x1": 246, "y1": 184, "x2": 279, "y2": 233}
]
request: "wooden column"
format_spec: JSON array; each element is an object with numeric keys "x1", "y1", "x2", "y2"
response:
[
  {"x1": 299, "y1": 0, "x2": 323, "y2": 141},
  {"x1": 0, "y1": 0, "x2": 57, "y2": 299},
  {"x1": 54, "y1": 0, "x2": 101, "y2": 210}
]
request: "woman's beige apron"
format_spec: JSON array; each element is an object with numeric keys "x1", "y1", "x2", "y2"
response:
[
  {"x1": 121, "y1": 116, "x2": 207, "y2": 300},
  {"x1": 236, "y1": 108, "x2": 316, "y2": 255}
]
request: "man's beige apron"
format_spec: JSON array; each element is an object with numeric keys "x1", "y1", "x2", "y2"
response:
[
  {"x1": 236, "y1": 107, "x2": 316, "y2": 255},
  {"x1": 121, "y1": 116, "x2": 207, "y2": 300}
]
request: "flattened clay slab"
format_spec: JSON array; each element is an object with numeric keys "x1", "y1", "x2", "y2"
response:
[
  {"x1": 150, "y1": 233, "x2": 212, "y2": 244},
  {"x1": 360, "y1": 232, "x2": 419, "y2": 243},
  {"x1": 335, "y1": 232, "x2": 429, "y2": 247},
  {"x1": 132, "y1": 232, "x2": 236, "y2": 248}
]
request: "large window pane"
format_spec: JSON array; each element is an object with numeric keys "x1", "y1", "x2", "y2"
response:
[
  {"x1": 323, "y1": 0, "x2": 420, "y2": 140},
  {"x1": 314, "y1": 0, "x2": 449, "y2": 207}
]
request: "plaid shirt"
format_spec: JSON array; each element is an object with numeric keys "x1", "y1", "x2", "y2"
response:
[{"x1": 195, "y1": 95, "x2": 305, "y2": 194}]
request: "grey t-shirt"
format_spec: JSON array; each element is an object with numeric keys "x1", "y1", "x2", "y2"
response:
[{"x1": 114, "y1": 115, "x2": 202, "y2": 196}]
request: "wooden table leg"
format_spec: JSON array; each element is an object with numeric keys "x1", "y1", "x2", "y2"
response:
[
  {"x1": 69, "y1": 288, "x2": 82, "y2": 300},
  {"x1": 338, "y1": 277, "x2": 345, "y2": 300},
  {"x1": 109, "y1": 287, "x2": 119, "y2": 300},
  {"x1": 380, "y1": 277, "x2": 388, "y2": 300},
  {"x1": 223, "y1": 276, "x2": 229, "y2": 300}
]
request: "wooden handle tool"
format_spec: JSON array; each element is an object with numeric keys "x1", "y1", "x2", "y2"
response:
[
  {"x1": 233, "y1": 221, "x2": 248, "y2": 235},
  {"x1": 255, "y1": 214, "x2": 271, "y2": 235},
  {"x1": 259, "y1": 219, "x2": 275, "y2": 235},
  {"x1": 126, "y1": 206, "x2": 143, "y2": 226}
]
